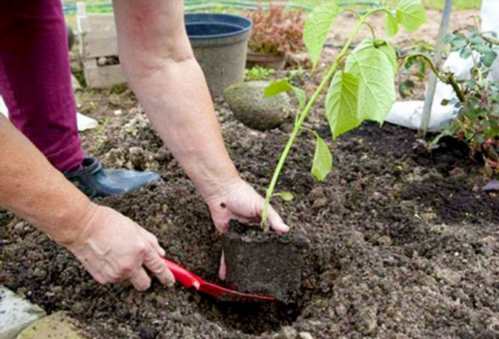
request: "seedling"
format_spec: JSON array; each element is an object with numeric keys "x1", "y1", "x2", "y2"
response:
[{"x1": 261, "y1": 0, "x2": 428, "y2": 230}]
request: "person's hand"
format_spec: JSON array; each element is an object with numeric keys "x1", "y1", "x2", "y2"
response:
[
  {"x1": 206, "y1": 179, "x2": 289, "y2": 279},
  {"x1": 64, "y1": 204, "x2": 175, "y2": 291}
]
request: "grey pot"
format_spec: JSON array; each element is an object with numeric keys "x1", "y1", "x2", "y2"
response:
[{"x1": 186, "y1": 13, "x2": 252, "y2": 98}]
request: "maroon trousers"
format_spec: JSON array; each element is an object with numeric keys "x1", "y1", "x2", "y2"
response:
[{"x1": 0, "y1": 0, "x2": 84, "y2": 172}]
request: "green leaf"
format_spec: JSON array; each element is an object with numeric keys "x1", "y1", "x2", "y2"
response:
[
  {"x1": 385, "y1": 11, "x2": 399, "y2": 37},
  {"x1": 264, "y1": 79, "x2": 293, "y2": 97},
  {"x1": 303, "y1": 1, "x2": 340, "y2": 67},
  {"x1": 396, "y1": 0, "x2": 427, "y2": 32},
  {"x1": 482, "y1": 50, "x2": 498, "y2": 68},
  {"x1": 326, "y1": 71, "x2": 360, "y2": 139},
  {"x1": 377, "y1": 41, "x2": 398, "y2": 75},
  {"x1": 311, "y1": 133, "x2": 333, "y2": 182},
  {"x1": 355, "y1": 39, "x2": 398, "y2": 74},
  {"x1": 264, "y1": 79, "x2": 307, "y2": 110},
  {"x1": 345, "y1": 40, "x2": 396, "y2": 123},
  {"x1": 274, "y1": 191, "x2": 294, "y2": 202}
]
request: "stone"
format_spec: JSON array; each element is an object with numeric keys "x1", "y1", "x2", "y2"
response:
[
  {"x1": 434, "y1": 267, "x2": 462, "y2": 285},
  {"x1": 16, "y1": 312, "x2": 85, "y2": 339},
  {"x1": 274, "y1": 326, "x2": 297, "y2": 339},
  {"x1": 298, "y1": 332, "x2": 314, "y2": 339},
  {"x1": 71, "y1": 74, "x2": 81, "y2": 91},
  {"x1": 483, "y1": 179, "x2": 499, "y2": 192},
  {"x1": 0, "y1": 286, "x2": 46, "y2": 339},
  {"x1": 354, "y1": 306, "x2": 377, "y2": 335},
  {"x1": 377, "y1": 235, "x2": 393, "y2": 246},
  {"x1": 223, "y1": 81, "x2": 291, "y2": 131}
]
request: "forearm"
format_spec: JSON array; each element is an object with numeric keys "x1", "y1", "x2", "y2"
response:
[
  {"x1": 0, "y1": 116, "x2": 93, "y2": 245},
  {"x1": 126, "y1": 58, "x2": 239, "y2": 198},
  {"x1": 113, "y1": 0, "x2": 240, "y2": 200}
]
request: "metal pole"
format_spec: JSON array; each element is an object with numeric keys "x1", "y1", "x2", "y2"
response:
[{"x1": 419, "y1": 0, "x2": 452, "y2": 136}]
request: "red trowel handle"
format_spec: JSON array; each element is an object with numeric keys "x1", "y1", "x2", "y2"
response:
[{"x1": 162, "y1": 258, "x2": 203, "y2": 290}]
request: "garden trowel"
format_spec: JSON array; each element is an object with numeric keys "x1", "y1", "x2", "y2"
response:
[{"x1": 162, "y1": 258, "x2": 275, "y2": 302}]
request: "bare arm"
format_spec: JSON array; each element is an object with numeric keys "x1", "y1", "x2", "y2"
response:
[
  {"x1": 112, "y1": 0, "x2": 239, "y2": 200},
  {"x1": 0, "y1": 115, "x2": 92, "y2": 244},
  {"x1": 0, "y1": 116, "x2": 174, "y2": 290}
]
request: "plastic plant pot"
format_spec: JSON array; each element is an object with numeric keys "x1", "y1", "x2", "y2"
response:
[{"x1": 185, "y1": 13, "x2": 252, "y2": 97}]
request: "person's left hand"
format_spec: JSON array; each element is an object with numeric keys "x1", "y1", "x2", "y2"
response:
[{"x1": 206, "y1": 179, "x2": 289, "y2": 279}]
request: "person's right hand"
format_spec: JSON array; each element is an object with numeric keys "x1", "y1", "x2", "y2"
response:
[{"x1": 65, "y1": 204, "x2": 175, "y2": 291}]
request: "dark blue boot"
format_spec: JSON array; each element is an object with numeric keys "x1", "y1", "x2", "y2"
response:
[{"x1": 64, "y1": 157, "x2": 161, "y2": 198}]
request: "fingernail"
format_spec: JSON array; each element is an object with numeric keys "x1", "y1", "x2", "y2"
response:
[
  {"x1": 278, "y1": 224, "x2": 289, "y2": 234},
  {"x1": 158, "y1": 247, "x2": 166, "y2": 257},
  {"x1": 166, "y1": 271, "x2": 175, "y2": 288}
]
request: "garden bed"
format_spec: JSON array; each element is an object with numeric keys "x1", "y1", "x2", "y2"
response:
[
  {"x1": 1, "y1": 8, "x2": 498, "y2": 339},
  {"x1": 1, "y1": 92, "x2": 497, "y2": 338}
]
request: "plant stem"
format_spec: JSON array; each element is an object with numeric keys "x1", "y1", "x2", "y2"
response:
[
  {"x1": 261, "y1": 12, "x2": 370, "y2": 230},
  {"x1": 405, "y1": 54, "x2": 466, "y2": 103}
]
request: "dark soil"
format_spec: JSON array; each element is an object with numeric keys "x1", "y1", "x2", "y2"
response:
[
  {"x1": 223, "y1": 220, "x2": 308, "y2": 303},
  {"x1": 1, "y1": 91, "x2": 497, "y2": 338},
  {"x1": 1, "y1": 10, "x2": 498, "y2": 339}
]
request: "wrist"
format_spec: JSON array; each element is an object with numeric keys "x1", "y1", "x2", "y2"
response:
[
  {"x1": 187, "y1": 160, "x2": 241, "y2": 202},
  {"x1": 204, "y1": 176, "x2": 246, "y2": 206},
  {"x1": 48, "y1": 199, "x2": 99, "y2": 248}
]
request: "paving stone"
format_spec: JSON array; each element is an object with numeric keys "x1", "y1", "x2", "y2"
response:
[
  {"x1": 16, "y1": 312, "x2": 85, "y2": 339},
  {"x1": 0, "y1": 287, "x2": 46, "y2": 339}
]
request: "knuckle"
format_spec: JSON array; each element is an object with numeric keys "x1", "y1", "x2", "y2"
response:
[
  {"x1": 119, "y1": 264, "x2": 134, "y2": 277},
  {"x1": 136, "y1": 242, "x2": 149, "y2": 257},
  {"x1": 108, "y1": 272, "x2": 122, "y2": 283}
]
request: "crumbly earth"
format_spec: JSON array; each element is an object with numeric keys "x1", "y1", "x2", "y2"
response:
[
  {"x1": 223, "y1": 221, "x2": 308, "y2": 303},
  {"x1": 1, "y1": 9, "x2": 497, "y2": 339}
]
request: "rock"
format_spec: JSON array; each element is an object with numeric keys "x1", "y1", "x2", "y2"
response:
[
  {"x1": 346, "y1": 231, "x2": 365, "y2": 247},
  {"x1": 434, "y1": 267, "x2": 462, "y2": 285},
  {"x1": 128, "y1": 146, "x2": 146, "y2": 168},
  {"x1": 0, "y1": 286, "x2": 46, "y2": 339},
  {"x1": 335, "y1": 303, "x2": 347, "y2": 317},
  {"x1": 312, "y1": 197, "x2": 328, "y2": 209},
  {"x1": 308, "y1": 187, "x2": 326, "y2": 201},
  {"x1": 354, "y1": 306, "x2": 377, "y2": 335},
  {"x1": 71, "y1": 74, "x2": 81, "y2": 91},
  {"x1": 97, "y1": 56, "x2": 107, "y2": 66},
  {"x1": 16, "y1": 312, "x2": 85, "y2": 339},
  {"x1": 483, "y1": 179, "x2": 499, "y2": 192},
  {"x1": 377, "y1": 235, "x2": 393, "y2": 246},
  {"x1": 223, "y1": 81, "x2": 291, "y2": 131},
  {"x1": 274, "y1": 326, "x2": 297, "y2": 339},
  {"x1": 298, "y1": 332, "x2": 314, "y2": 339}
]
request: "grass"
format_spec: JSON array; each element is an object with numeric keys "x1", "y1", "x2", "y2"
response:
[{"x1": 423, "y1": 0, "x2": 481, "y2": 10}]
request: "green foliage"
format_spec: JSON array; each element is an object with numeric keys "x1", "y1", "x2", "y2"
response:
[
  {"x1": 398, "y1": 40, "x2": 433, "y2": 98},
  {"x1": 311, "y1": 133, "x2": 333, "y2": 181},
  {"x1": 396, "y1": 0, "x2": 427, "y2": 32},
  {"x1": 303, "y1": 1, "x2": 340, "y2": 67},
  {"x1": 438, "y1": 30, "x2": 499, "y2": 173},
  {"x1": 273, "y1": 191, "x2": 295, "y2": 201},
  {"x1": 261, "y1": 0, "x2": 427, "y2": 229},
  {"x1": 422, "y1": 0, "x2": 480, "y2": 10},
  {"x1": 264, "y1": 78, "x2": 306, "y2": 110},
  {"x1": 326, "y1": 72, "x2": 360, "y2": 138},
  {"x1": 245, "y1": 66, "x2": 275, "y2": 81},
  {"x1": 345, "y1": 39, "x2": 397, "y2": 122}
]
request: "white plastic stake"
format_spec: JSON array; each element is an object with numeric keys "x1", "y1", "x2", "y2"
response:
[{"x1": 420, "y1": 0, "x2": 452, "y2": 136}]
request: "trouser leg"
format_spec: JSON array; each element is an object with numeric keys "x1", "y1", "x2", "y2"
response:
[{"x1": 0, "y1": 0, "x2": 84, "y2": 172}]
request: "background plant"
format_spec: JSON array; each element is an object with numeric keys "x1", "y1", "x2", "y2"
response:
[
  {"x1": 407, "y1": 29, "x2": 499, "y2": 174},
  {"x1": 260, "y1": 0, "x2": 428, "y2": 229},
  {"x1": 244, "y1": 66, "x2": 275, "y2": 81},
  {"x1": 245, "y1": 3, "x2": 305, "y2": 56}
]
